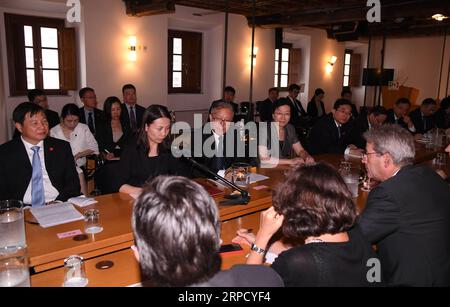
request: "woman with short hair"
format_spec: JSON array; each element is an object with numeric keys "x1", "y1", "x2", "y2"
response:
[
  {"x1": 258, "y1": 99, "x2": 313, "y2": 165},
  {"x1": 238, "y1": 163, "x2": 380, "y2": 286}
]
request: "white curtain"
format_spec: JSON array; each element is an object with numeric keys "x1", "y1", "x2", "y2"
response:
[{"x1": 0, "y1": 39, "x2": 7, "y2": 145}]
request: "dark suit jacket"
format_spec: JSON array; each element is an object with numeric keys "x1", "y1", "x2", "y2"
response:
[
  {"x1": 409, "y1": 107, "x2": 435, "y2": 134},
  {"x1": 307, "y1": 114, "x2": 350, "y2": 155},
  {"x1": 0, "y1": 137, "x2": 81, "y2": 202},
  {"x1": 79, "y1": 107, "x2": 105, "y2": 135},
  {"x1": 358, "y1": 165, "x2": 450, "y2": 286},
  {"x1": 190, "y1": 128, "x2": 255, "y2": 177},
  {"x1": 345, "y1": 115, "x2": 370, "y2": 149},
  {"x1": 13, "y1": 109, "x2": 60, "y2": 139},
  {"x1": 386, "y1": 109, "x2": 410, "y2": 131},
  {"x1": 280, "y1": 97, "x2": 306, "y2": 128},
  {"x1": 307, "y1": 99, "x2": 326, "y2": 121},
  {"x1": 96, "y1": 121, "x2": 133, "y2": 157},
  {"x1": 256, "y1": 99, "x2": 275, "y2": 122},
  {"x1": 434, "y1": 107, "x2": 450, "y2": 129},
  {"x1": 120, "y1": 103, "x2": 146, "y2": 131}
]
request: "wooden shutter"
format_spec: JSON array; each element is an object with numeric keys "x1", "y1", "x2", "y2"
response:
[
  {"x1": 59, "y1": 27, "x2": 77, "y2": 90},
  {"x1": 349, "y1": 53, "x2": 361, "y2": 87},
  {"x1": 5, "y1": 14, "x2": 28, "y2": 95},
  {"x1": 289, "y1": 48, "x2": 301, "y2": 85},
  {"x1": 183, "y1": 32, "x2": 202, "y2": 93}
]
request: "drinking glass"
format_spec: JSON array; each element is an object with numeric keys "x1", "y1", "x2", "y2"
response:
[
  {"x1": 435, "y1": 152, "x2": 447, "y2": 166},
  {"x1": 63, "y1": 255, "x2": 88, "y2": 287},
  {"x1": 231, "y1": 163, "x2": 251, "y2": 188},
  {"x1": 84, "y1": 209, "x2": 103, "y2": 234},
  {"x1": 0, "y1": 246, "x2": 30, "y2": 287},
  {"x1": 339, "y1": 164, "x2": 359, "y2": 198},
  {"x1": 0, "y1": 200, "x2": 26, "y2": 248}
]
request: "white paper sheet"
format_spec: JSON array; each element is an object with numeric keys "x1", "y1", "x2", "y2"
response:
[
  {"x1": 30, "y1": 202, "x2": 84, "y2": 228},
  {"x1": 68, "y1": 196, "x2": 98, "y2": 208}
]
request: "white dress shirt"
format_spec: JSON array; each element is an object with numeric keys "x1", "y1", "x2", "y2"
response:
[
  {"x1": 21, "y1": 137, "x2": 59, "y2": 205},
  {"x1": 50, "y1": 123, "x2": 99, "y2": 173}
]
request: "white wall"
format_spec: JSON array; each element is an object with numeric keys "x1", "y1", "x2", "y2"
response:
[
  {"x1": 283, "y1": 28, "x2": 347, "y2": 112},
  {"x1": 384, "y1": 35, "x2": 450, "y2": 103}
]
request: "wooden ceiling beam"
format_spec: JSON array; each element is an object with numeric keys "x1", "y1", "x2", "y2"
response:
[{"x1": 247, "y1": 0, "x2": 450, "y2": 28}]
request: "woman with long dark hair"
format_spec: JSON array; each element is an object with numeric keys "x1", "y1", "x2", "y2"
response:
[
  {"x1": 116, "y1": 105, "x2": 188, "y2": 195},
  {"x1": 96, "y1": 96, "x2": 132, "y2": 159}
]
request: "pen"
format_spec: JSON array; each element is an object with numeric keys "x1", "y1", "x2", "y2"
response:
[{"x1": 104, "y1": 149, "x2": 111, "y2": 154}]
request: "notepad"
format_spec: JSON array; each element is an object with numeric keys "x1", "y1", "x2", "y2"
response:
[
  {"x1": 68, "y1": 196, "x2": 98, "y2": 208},
  {"x1": 248, "y1": 173, "x2": 269, "y2": 184},
  {"x1": 30, "y1": 203, "x2": 84, "y2": 228}
]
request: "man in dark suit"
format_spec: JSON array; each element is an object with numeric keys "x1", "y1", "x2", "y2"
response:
[
  {"x1": 358, "y1": 124, "x2": 450, "y2": 286},
  {"x1": 434, "y1": 96, "x2": 450, "y2": 129},
  {"x1": 386, "y1": 98, "x2": 416, "y2": 133},
  {"x1": 209, "y1": 86, "x2": 239, "y2": 117},
  {"x1": 341, "y1": 87, "x2": 359, "y2": 119},
  {"x1": 191, "y1": 102, "x2": 251, "y2": 176},
  {"x1": 282, "y1": 83, "x2": 307, "y2": 127},
  {"x1": 346, "y1": 106, "x2": 388, "y2": 149},
  {"x1": 409, "y1": 98, "x2": 437, "y2": 134},
  {"x1": 257, "y1": 87, "x2": 279, "y2": 122},
  {"x1": 0, "y1": 103, "x2": 80, "y2": 205},
  {"x1": 120, "y1": 84, "x2": 146, "y2": 134},
  {"x1": 308, "y1": 99, "x2": 356, "y2": 155},
  {"x1": 28, "y1": 89, "x2": 60, "y2": 129},
  {"x1": 13, "y1": 89, "x2": 60, "y2": 139},
  {"x1": 78, "y1": 87, "x2": 105, "y2": 137}
]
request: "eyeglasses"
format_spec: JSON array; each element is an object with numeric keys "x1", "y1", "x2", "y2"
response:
[
  {"x1": 362, "y1": 151, "x2": 379, "y2": 159},
  {"x1": 212, "y1": 116, "x2": 233, "y2": 125}
]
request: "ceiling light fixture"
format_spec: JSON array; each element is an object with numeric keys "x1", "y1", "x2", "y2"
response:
[{"x1": 432, "y1": 14, "x2": 449, "y2": 22}]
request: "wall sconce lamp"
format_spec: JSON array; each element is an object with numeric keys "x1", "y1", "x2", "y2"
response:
[
  {"x1": 128, "y1": 36, "x2": 137, "y2": 62},
  {"x1": 326, "y1": 55, "x2": 337, "y2": 73},
  {"x1": 250, "y1": 46, "x2": 259, "y2": 66}
]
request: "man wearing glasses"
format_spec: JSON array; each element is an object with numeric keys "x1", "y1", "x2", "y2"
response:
[
  {"x1": 192, "y1": 102, "x2": 245, "y2": 176},
  {"x1": 78, "y1": 87, "x2": 105, "y2": 139},
  {"x1": 307, "y1": 99, "x2": 358, "y2": 155},
  {"x1": 358, "y1": 124, "x2": 450, "y2": 286}
]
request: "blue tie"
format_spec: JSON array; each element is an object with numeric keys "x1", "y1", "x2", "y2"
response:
[{"x1": 31, "y1": 146, "x2": 45, "y2": 207}]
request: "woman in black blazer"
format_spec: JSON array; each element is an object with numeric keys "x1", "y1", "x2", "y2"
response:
[
  {"x1": 97, "y1": 97, "x2": 132, "y2": 159},
  {"x1": 307, "y1": 88, "x2": 326, "y2": 124}
]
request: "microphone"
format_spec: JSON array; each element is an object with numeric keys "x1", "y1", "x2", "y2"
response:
[{"x1": 184, "y1": 157, "x2": 250, "y2": 206}]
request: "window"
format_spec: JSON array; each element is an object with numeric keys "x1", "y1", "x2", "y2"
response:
[
  {"x1": 168, "y1": 30, "x2": 202, "y2": 94},
  {"x1": 274, "y1": 44, "x2": 292, "y2": 89},
  {"x1": 343, "y1": 49, "x2": 353, "y2": 87},
  {"x1": 5, "y1": 14, "x2": 77, "y2": 96}
]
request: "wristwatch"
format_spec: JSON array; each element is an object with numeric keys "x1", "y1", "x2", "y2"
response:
[{"x1": 250, "y1": 243, "x2": 266, "y2": 255}]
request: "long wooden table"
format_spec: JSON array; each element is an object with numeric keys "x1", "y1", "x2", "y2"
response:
[{"x1": 29, "y1": 143, "x2": 444, "y2": 286}]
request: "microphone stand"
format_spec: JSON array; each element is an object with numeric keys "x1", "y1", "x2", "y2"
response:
[{"x1": 185, "y1": 157, "x2": 250, "y2": 206}]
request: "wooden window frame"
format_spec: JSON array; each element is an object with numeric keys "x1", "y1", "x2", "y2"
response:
[
  {"x1": 274, "y1": 43, "x2": 292, "y2": 91},
  {"x1": 343, "y1": 49, "x2": 353, "y2": 87},
  {"x1": 5, "y1": 13, "x2": 77, "y2": 97},
  {"x1": 168, "y1": 29, "x2": 202, "y2": 94}
]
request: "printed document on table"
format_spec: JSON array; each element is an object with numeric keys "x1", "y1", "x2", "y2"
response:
[{"x1": 30, "y1": 202, "x2": 84, "y2": 228}]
